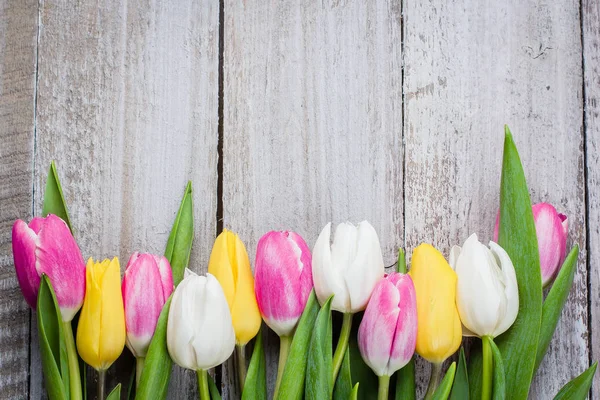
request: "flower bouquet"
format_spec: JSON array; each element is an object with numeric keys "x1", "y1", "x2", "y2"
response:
[{"x1": 11, "y1": 127, "x2": 596, "y2": 399}]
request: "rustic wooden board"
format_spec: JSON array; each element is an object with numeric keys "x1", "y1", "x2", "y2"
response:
[
  {"x1": 33, "y1": 0, "x2": 219, "y2": 397},
  {"x1": 403, "y1": 0, "x2": 587, "y2": 397},
  {"x1": 583, "y1": 0, "x2": 600, "y2": 398},
  {"x1": 0, "y1": 1, "x2": 38, "y2": 399},
  {"x1": 222, "y1": 0, "x2": 403, "y2": 397}
]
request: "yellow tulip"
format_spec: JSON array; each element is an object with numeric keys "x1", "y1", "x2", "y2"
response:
[
  {"x1": 409, "y1": 244, "x2": 462, "y2": 364},
  {"x1": 208, "y1": 230, "x2": 261, "y2": 345},
  {"x1": 76, "y1": 257, "x2": 126, "y2": 371}
]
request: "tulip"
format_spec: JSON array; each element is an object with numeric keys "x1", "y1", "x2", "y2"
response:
[
  {"x1": 122, "y1": 253, "x2": 173, "y2": 384},
  {"x1": 449, "y1": 234, "x2": 518, "y2": 400},
  {"x1": 254, "y1": 231, "x2": 313, "y2": 337},
  {"x1": 12, "y1": 214, "x2": 86, "y2": 322},
  {"x1": 494, "y1": 202, "x2": 568, "y2": 287},
  {"x1": 358, "y1": 273, "x2": 417, "y2": 400},
  {"x1": 409, "y1": 244, "x2": 461, "y2": 399},
  {"x1": 450, "y1": 233, "x2": 519, "y2": 338},
  {"x1": 313, "y1": 220, "x2": 385, "y2": 383},
  {"x1": 77, "y1": 257, "x2": 126, "y2": 400},
  {"x1": 167, "y1": 269, "x2": 235, "y2": 400}
]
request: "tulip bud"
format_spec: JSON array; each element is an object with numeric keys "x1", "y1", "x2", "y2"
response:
[
  {"x1": 312, "y1": 221, "x2": 384, "y2": 313},
  {"x1": 358, "y1": 273, "x2": 417, "y2": 377},
  {"x1": 12, "y1": 214, "x2": 86, "y2": 322},
  {"x1": 409, "y1": 244, "x2": 461, "y2": 364},
  {"x1": 76, "y1": 258, "x2": 126, "y2": 371},
  {"x1": 254, "y1": 231, "x2": 313, "y2": 336},
  {"x1": 208, "y1": 230, "x2": 261, "y2": 345},
  {"x1": 167, "y1": 269, "x2": 235, "y2": 371},
  {"x1": 494, "y1": 202, "x2": 568, "y2": 287},
  {"x1": 450, "y1": 234, "x2": 519, "y2": 338},
  {"x1": 122, "y1": 253, "x2": 174, "y2": 358}
]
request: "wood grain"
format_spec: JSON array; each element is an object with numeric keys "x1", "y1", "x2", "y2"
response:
[
  {"x1": 583, "y1": 0, "x2": 600, "y2": 397},
  {"x1": 0, "y1": 0, "x2": 38, "y2": 398},
  {"x1": 403, "y1": 0, "x2": 587, "y2": 397},
  {"x1": 33, "y1": 0, "x2": 219, "y2": 397},
  {"x1": 222, "y1": 0, "x2": 403, "y2": 397}
]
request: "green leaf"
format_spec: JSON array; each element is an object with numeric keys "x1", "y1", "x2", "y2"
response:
[
  {"x1": 489, "y1": 339, "x2": 506, "y2": 400},
  {"x1": 305, "y1": 296, "x2": 333, "y2": 400},
  {"x1": 208, "y1": 374, "x2": 222, "y2": 400},
  {"x1": 333, "y1": 347, "x2": 353, "y2": 400},
  {"x1": 397, "y1": 248, "x2": 407, "y2": 274},
  {"x1": 42, "y1": 161, "x2": 72, "y2": 232},
  {"x1": 535, "y1": 246, "x2": 579, "y2": 372},
  {"x1": 350, "y1": 383, "x2": 360, "y2": 400},
  {"x1": 106, "y1": 384, "x2": 121, "y2": 400},
  {"x1": 432, "y1": 362, "x2": 456, "y2": 400},
  {"x1": 469, "y1": 127, "x2": 543, "y2": 400},
  {"x1": 394, "y1": 358, "x2": 415, "y2": 400},
  {"x1": 127, "y1": 361, "x2": 136, "y2": 400},
  {"x1": 135, "y1": 296, "x2": 173, "y2": 400},
  {"x1": 278, "y1": 291, "x2": 320, "y2": 400},
  {"x1": 164, "y1": 181, "x2": 194, "y2": 286},
  {"x1": 449, "y1": 348, "x2": 468, "y2": 400},
  {"x1": 348, "y1": 314, "x2": 378, "y2": 400},
  {"x1": 242, "y1": 330, "x2": 266, "y2": 400},
  {"x1": 37, "y1": 275, "x2": 68, "y2": 400},
  {"x1": 553, "y1": 362, "x2": 597, "y2": 400}
]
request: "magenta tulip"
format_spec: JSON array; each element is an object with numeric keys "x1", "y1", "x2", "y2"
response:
[
  {"x1": 122, "y1": 252, "x2": 174, "y2": 358},
  {"x1": 494, "y1": 202, "x2": 568, "y2": 287},
  {"x1": 358, "y1": 273, "x2": 417, "y2": 377},
  {"x1": 12, "y1": 214, "x2": 86, "y2": 321},
  {"x1": 254, "y1": 231, "x2": 313, "y2": 336}
]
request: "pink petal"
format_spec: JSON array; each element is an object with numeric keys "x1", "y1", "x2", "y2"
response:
[
  {"x1": 389, "y1": 275, "x2": 417, "y2": 371},
  {"x1": 153, "y1": 255, "x2": 174, "y2": 299},
  {"x1": 12, "y1": 220, "x2": 40, "y2": 309},
  {"x1": 532, "y1": 203, "x2": 567, "y2": 286}
]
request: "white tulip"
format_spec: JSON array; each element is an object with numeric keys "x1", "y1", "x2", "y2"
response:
[
  {"x1": 167, "y1": 269, "x2": 235, "y2": 371},
  {"x1": 450, "y1": 233, "x2": 519, "y2": 338},
  {"x1": 312, "y1": 221, "x2": 385, "y2": 313}
]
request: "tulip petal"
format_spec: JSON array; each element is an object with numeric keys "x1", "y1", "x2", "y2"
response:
[
  {"x1": 153, "y1": 255, "x2": 174, "y2": 299},
  {"x1": 388, "y1": 275, "x2": 417, "y2": 374},
  {"x1": 533, "y1": 203, "x2": 567, "y2": 286},
  {"x1": 98, "y1": 258, "x2": 126, "y2": 369},
  {"x1": 312, "y1": 223, "x2": 349, "y2": 312},
  {"x1": 167, "y1": 273, "x2": 199, "y2": 370},
  {"x1": 77, "y1": 258, "x2": 104, "y2": 369},
  {"x1": 488, "y1": 241, "x2": 519, "y2": 337},
  {"x1": 12, "y1": 219, "x2": 40, "y2": 309}
]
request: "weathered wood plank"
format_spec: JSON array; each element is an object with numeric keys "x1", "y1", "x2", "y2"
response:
[
  {"x1": 583, "y1": 0, "x2": 600, "y2": 397},
  {"x1": 0, "y1": 1, "x2": 38, "y2": 399},
  {"x1": 403, "y1": 0, "x2": 587, "y2": 397},
  {"x1": 223, "y1": 0, "x2": 403, "y2": 397},
  {"x1": 33, "y1": 0, "x2": 219, "y2": 397}
]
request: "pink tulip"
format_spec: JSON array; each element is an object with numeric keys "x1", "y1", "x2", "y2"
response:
[
  {"x1": 122, "y1": 252, "x2": 174, "y2": 358},
  {"x1": 494, "y1": 202, "x2": 568, "y2": 287},
  {"x1": 254, "y1": 231, "x2": 313, "y2": 337},
  {"x1": 12, "y1": 214, "x2": 86, "y2": 321},
  {"x1": 358, "y1": 273, "x2": 417, "y2": 377}
]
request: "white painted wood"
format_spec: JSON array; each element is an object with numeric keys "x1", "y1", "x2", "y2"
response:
[
  {"x1": 403, "y1": 0, "x2": 587, "y2": 398},
  {"x1": 223, "y1": 0, "x2": 403, "y2": 397},
  {"x1": 0, "y1": 1, "x2": 38, "y2": 399},
  {"x1": 583, "y1": 0, "x2": 600, "y2": 398},
  {"x1": 33, "y1": 0, "x2": 219, "y2": 396}
]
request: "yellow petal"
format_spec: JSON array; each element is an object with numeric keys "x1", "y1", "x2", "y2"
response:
[
  {"x1": 208, "y1": 230, "x2": 236, "y2": 307},
  {"x1": 77, "y1": 258, "x2": 102, "y2": 369},
  {"x1": 98, "y1": 257, "x2": 126, "y2": 370},
  {"x1": 409, "y1": 244, "x2": 462, "y2": 364}
]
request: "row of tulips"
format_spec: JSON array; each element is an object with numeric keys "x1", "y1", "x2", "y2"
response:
[{"x1": 12, "y1": 128, "x2": 597, "y2": 400}]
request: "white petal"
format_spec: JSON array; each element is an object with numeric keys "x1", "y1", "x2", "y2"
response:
[
  {"x1": 167, "y1": 276, "x2": 198, "y2": 370},
  {"x1": 312, "y1": 223, "x2": 349, "y2": 311},
  {"x1": 449, "y1": 245, "x2": 462, "y2": 270},
  {"x1": 488, "y1": 241, "x2": 519, "y2": 337}
]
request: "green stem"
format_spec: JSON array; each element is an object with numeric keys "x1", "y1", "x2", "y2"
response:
[
  {"x1": 424, "y1": 363, "x2": 443, "y2": 400},
  {"x1": 62, "y1": 321, "x2": 82, "y2": 400},
  {"x1": 482, "y1": 336, "x2": 494, "y2": 400},
  {"x1": 197, "y1": 369, "x2": 210, "y2": 400},
  {"x1": 397, "y1": 248, "x2": 407, "y2": 273},
  {"x1": 273, "y1": 335, "x2": 292, "y2": 400},
  {"x1": 98, "y1": 369, "x2": 106, "y2": 400},
  {"x1": 136, "y1": 357, "x2": 145, "y2": 387},
  {"x1": 236, "y1": 344, "x2": 247, "y2": 393},
  {"x1": 378, "y1": 375, "x2": 390, "y2": 400},
  {"x1": 332, "y1": 312, "x2": 353, "y2": 382}
]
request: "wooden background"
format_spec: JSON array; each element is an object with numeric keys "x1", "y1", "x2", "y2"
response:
[{"x1": 0, "y1": 0, "x2": 597, "y2": 398}]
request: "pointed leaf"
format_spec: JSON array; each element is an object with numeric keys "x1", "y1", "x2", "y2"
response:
[
  {"x1": 208, "y1": 374, "x2": 222, "y2": 400},
  {"x1": 553, "y1": 362, "x2": 597, "y2": 400},
  {"x1": 350, "y1": 383, "x2": 360, "y2": 400},
  {"x1": 37, "y1": 275, "x2": 68, "y2": 400},
  {"x1": 278, "y1": 290, "x2": 320, "y2": 400},
  {"x1": 333, "y1": 347, "x2": 353, "y2": 400},
  {"x1": 106, "y1": 384, "x2": 121, "y2": 400},
  {"x1": 164, "y1": 181, "x2": 194, "y2": 286},
  {"x1": 42, "y1": 161, "x2": 73, "y2": 231},
  {"x1": 397, "y1": 248, "x2": 407, "y2": 274},
  {"x1": 348, "y1": 318, "x2": 378, "y2": 400},
  {"x1": 535, "y1": 246, "x2": 579, "y2": 372},
  {"x1": 449, "y1": 348, "x2": 468, "y2": 400},
  {"x1": 242, "y1": 330, "x2": 266, "y2": 400},
  {"x1": 490, "y1": 339, "x2": 505, "y2": 400},
  {"x1": 432, "y1": 362, "x2": 456, "y2": 400},
  {"x1": 305, "y1": 296, "x2": 333, "y2": 400}
]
